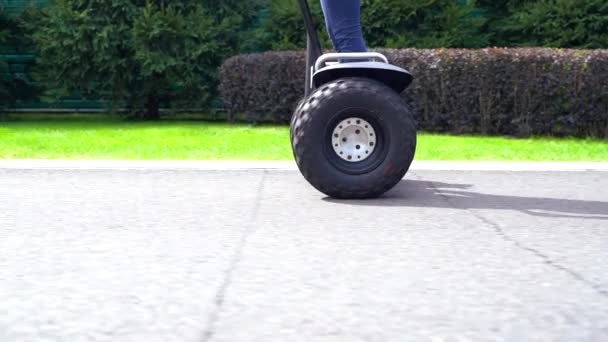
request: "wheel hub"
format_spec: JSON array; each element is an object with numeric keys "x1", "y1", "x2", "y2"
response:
[{"x1": 331, "y1": 117, "x2": 376, "y2": 162}]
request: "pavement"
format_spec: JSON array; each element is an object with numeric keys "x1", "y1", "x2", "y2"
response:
[{"x1": 1, "y1": 161, "x2": 607, "y2": 341}]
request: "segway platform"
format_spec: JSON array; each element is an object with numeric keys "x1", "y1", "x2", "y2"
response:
[{"x1": 291, "y1": 0, "x2": 417, "y2": 199}]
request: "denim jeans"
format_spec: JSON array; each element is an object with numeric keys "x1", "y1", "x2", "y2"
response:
[{"x1": 320, "y1": 0, "x2": 367, "y2": 53}]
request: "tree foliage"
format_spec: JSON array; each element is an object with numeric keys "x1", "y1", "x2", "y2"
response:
[
  {"x1": 252, "y1": 0, "x2": 331, "y2": 51},
  {"x1": 29, "y1": 0, "x2": 255, "y2": 119},
  {"x1": 253, "y1": 0, "x2": 489, "y2": 50},
  {"x1": 362, "y1": 0, "x2": 489, "y2": 48},
  {"x1": 497, "y1": 0, "x2": 608, "y2": 48},
  {"x1": 7, "y1": 0, "x2": 608, "y2": 119},
  {"x1": 253, "y1": 0, "x2": 607, "y2": 50}
]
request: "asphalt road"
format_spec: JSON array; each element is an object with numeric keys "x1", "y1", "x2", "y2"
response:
[{"x1": 1, "y1": 167, "x2": 607, "y2": 341}]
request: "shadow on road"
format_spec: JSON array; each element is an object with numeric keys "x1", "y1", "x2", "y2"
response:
[{"x1": 325, "y1": 180, "x2": 608, "y2": 220}]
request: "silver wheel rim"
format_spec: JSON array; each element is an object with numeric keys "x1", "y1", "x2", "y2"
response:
[{"x1": 331, "y1": 117, "x2": 376, "y2": 162}]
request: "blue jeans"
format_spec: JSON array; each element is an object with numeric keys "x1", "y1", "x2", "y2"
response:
[{"x1": 320, "y1": 0, "x2": 367, "y2": 53}]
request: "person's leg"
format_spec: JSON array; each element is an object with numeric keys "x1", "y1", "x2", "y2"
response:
[
  {"x1": 320, "y1": 0, "x2": 367, "y2": 53},
  {"x1": 319, "y1": 0, "x2": 337, "y2": 48}
]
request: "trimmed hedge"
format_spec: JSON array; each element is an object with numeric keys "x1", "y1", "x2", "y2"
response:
[{"x1": 219, "y1": 48, "x2": 608, "y2": 138}]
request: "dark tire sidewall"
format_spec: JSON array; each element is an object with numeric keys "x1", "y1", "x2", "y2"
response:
[{"x1": 291, "y1": 77, "x2": 416, "y2": 198}]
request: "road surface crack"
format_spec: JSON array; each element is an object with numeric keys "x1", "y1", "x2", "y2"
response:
[
  {"x1": 471, "y1": 210, "x2": 608, "y2": 299},
  {"x1": 201, "y1": 171, "x2": 266, "y2": 342},
  {"x1": 421, "y1": 175, "x2": 608, "y2": 299}
]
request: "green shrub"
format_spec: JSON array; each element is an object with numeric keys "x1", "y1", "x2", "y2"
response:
[
  {"x1": 219, "y1": 48, "x2": 608, "y2": 138},
  {"x1": 362, "y1": 0, "x2": 489, "y2": 48},
  {"x1": 250, "y1": 0, "x2": 332, "y2": 51},
  {"x1": 497, "y1": 0, "x2": 608, "y2": 48},
  {"x1": 131, "y1": 2, "x2": 228, "y2": 118},
  {"x1": 28, "y1": 0, "x2": 255, "y2": 120},
  {"x1": 202, "y1": 0, "x2": 263, "y2": 53},
  {"x1": 249, "y1": 0, "x2": 489, "y2": 50},
  {"x1": 10, "y1": 0, "x2": 608, "y2": 119},
  {"x1": 219, "y1": 51, "x2": 304, "y2": 123},
  {"x1": 244, "y1": 0, "x2": 607, "y2": 50}
]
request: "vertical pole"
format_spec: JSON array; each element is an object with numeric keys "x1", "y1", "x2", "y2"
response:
[{"x1": 297, "y1": 0, "x2": 322, "y2": 97}]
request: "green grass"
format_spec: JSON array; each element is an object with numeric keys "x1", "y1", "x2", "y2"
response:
[{"x1": 0, "y1": 115, "x2": 606, "y2": 161}]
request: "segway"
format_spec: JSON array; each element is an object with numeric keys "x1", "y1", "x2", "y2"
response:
[{"x1": 290, "y1": 0, "x2": 417, "y2": 199}]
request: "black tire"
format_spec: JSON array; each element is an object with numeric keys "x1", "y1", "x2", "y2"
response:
[{"x1": 290, "y1": 77, "x2": 417, "y2": 199}]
